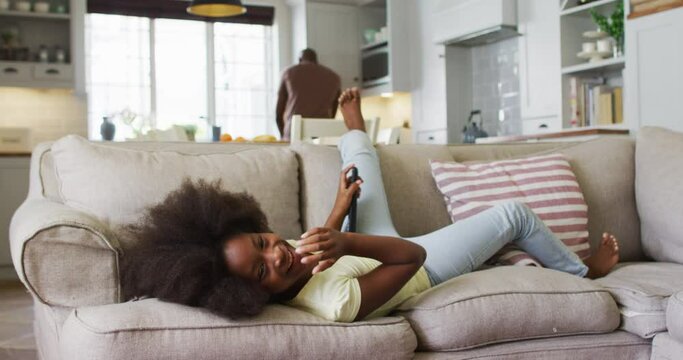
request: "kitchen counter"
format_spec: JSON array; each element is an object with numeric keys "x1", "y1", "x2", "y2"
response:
[
  {"x1": 0, "y1": 152, "x2": 31, "y2": 157},
  {"x1": 475, "y1": 127, "x2": 630, "y2": 144}
]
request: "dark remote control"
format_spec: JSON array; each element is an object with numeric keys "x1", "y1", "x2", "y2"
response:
[{"x1": 348, "y1": 167, "x2": 359, "y2": 232}]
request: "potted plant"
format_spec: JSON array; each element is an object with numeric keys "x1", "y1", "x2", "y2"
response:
[{"x1": 590, "y1": 1, "x2": 625, "y2": 56}]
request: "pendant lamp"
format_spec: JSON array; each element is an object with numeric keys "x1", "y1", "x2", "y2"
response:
[{"x1": 187, "y1": 0, "x2": 247, "y2": 18}]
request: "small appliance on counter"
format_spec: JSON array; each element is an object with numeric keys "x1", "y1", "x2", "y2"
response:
[
  {"x1": 0, "y1": 127, "x2": 32, "y2": 153},
  {"x1": 462, "y1": 110, "x2": 489, "y2": 144}
]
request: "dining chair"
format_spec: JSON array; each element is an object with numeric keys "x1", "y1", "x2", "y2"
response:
[
  {"x1": 289, "y1": 115, "x2": 380, "y2": 145},
  {"x1": 376, "y1": 126, "x2": 401, "y2": 145}
]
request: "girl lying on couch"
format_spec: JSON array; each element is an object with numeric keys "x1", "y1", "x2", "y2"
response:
[{"x1": 122, "y1": 88, "x2": 620, "y2": 322}]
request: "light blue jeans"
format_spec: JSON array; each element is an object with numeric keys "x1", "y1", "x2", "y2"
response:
[{"x1": 338, "y1": 130, "x2": 588, "y2": 286}]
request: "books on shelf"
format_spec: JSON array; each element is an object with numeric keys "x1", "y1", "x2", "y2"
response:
[
  {"x1": 598, "y1": 91, "x2": 613, "y2": 125},
  {"x1": 613, "y1": 87, "x2": 623, "y2": 124},
  {"x1": 569, "y1": 76, "x2": 623, "y2": 127}
]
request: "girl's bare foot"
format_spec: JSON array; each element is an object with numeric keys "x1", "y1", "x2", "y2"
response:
[
  {"x1": 338, "y1": 87, "x2": 365, "y2": 132},
  {"x1": 584, "y1": 233, "x2": 620, "y2": 279}
]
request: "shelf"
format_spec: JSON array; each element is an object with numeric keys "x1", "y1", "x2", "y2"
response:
[
  {"x1": 562, "y1": 57, "x2": 625, "y2": 75},
  {"x1": 0, "y1": 10, "x2": 70, "y2": 20},
  {"x1": 561, "y1": 0, "x2": 620, "y2": 16},
  {"x1": 361, "y1": 40, "x2": 388, "y2": 51}
]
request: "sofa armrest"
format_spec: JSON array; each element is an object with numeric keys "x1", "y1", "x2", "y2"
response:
[
  {"x1": 668, "y1": 291, "x2": 683, "y2": 342},
  {"x1": 10, "y1": 198, "x2": 121, "y2": 307}
]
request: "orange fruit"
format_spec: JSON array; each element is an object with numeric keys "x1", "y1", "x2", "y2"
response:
[
  {"x1": 234, "y1": 136, "x2": 247, "y2": 143},
  {"x1": 220, "y1": 133, "x2": 232, "y2": 142}
]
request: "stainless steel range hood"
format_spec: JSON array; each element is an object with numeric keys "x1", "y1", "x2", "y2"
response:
[{"x1": 446, "y1": 25, "x2": 519, "y2": 47}]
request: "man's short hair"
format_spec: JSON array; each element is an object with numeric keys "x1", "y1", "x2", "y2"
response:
[{"x1": 300, "y1": 48, "x2": 318, "y2": 63}]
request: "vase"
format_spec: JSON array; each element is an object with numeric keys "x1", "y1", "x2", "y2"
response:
[
  {"x1": 212, "y1": 126, "x2": 221, "y2": 142},
  {"x1": 613, "y1": 36, "x2": 624, "y2": 57},
  {"x1": 100, "y1": 117, "x2": 115, "y2": 141}
]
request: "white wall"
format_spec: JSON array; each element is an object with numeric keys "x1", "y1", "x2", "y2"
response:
[{"x1": 0, "y1": 88, "x2": 87, "y2": 147}]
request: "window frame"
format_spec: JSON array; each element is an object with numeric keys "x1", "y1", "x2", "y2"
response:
[{"x1": 86, "y1": 13, "x2": 276, "y2": 139}]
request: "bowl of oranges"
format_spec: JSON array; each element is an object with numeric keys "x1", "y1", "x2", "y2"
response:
[{"x1": 219, "y1": 134, "x2": 278, "y2": 143}]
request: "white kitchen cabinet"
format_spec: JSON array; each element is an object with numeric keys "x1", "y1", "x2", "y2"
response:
[
  {"x1": 415, "y1": 128, "x2": 448, "y2": 144},
  {"x1": 357, "y1": 0, "x2": 411, "y2": 97},
  {"x1": 0, "y1": 156, "x2": 30, "y2": 280},
  {"x1": 625, "y1": 7, "x2": 683, "y2": 133},
  {"x1": 517, "y1": 0, "x2": 561, "y2": 133},
  {"x1": 291, "y1": 1, "x2": 360, "y2": 90},
  {"x1": 0, "y1": 0, "x2": 86, "y2": 93},
  {"x1": 410, "y1": 0, "x2": 448, "y2": 140},
  {"x1": 0, "y1": 61, "x2": 74, "y2": 88}
]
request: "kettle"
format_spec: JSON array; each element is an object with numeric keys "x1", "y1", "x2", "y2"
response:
[{"x1": 462, "y1": 110, "x2": 488, "y2": 144}]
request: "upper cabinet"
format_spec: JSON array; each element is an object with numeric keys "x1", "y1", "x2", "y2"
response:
[
  {"x1": 0, "y1": 0, "x2": 85, "y2": 92},
  {"x1": 291, "y1": 0, "x2": 411, "y2": 96},
  {"x1": 291, "y1": 1, "x2": 360, "y2": 90},
  {"x1": 625, "y1": 7, "x2": 683, "y2": 133},
  {"x1": 517, "y1": 0, "x2": 561, "y2": 132},
  {"x1": 357, "y1": 0, "x2": 411, "y2": 96}
]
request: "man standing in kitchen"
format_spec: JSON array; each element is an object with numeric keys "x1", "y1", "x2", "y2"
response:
[{"x1": 276, "y1": 48, "x2": 341, "y2": 141}]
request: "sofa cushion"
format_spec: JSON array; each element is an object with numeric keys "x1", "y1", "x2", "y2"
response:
[
  {"x1": 636, "y1": 126, "x2": 683, "y2": 263},
  {"x1": 412, "y1": 331, "x2": 651, "y2": 360},
  {"x1": 50, "y1": 135, "x2": 302, "y2": 243},
  {"x1": 60, "y1": 299, "x2": 417, "y2": 360},
  {"x1": 290, "y1": 144, "x2": 342, "y2": 231},
  {"x1": 652, "y1": 332, "x2": 683, "y2": 360},
  {"x1": 533, "y1": 138, "x2": 642, "y2": 262},
  {"x1": 667, "y1": 291, "x2": 683, "y2": 342},
  {"x1": 396, "y1": 266, "x2": 619, "y2": 351},
  {"x1": 451, "y1": 138, "x2": 642, "y2": 262},
  {"x1": 430, "y1": 154, "x2": 590, "y2": 266},
  {"x1": 596, "y1": 262, "x2": 683, "y2": 338},
  {"x1": 295, "y1": 138, "x2": 642, "y2": 264},
  {"x1": 388, "y1": 138, "x2": 642, "y2": 262},
  {"x1": 377, "y1": 144, "x2": 455, "y2": 237}
]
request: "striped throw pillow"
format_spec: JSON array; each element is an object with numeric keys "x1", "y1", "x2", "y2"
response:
[{"x1": 430, "y1": 154, "x2": 590, "y2": 267}]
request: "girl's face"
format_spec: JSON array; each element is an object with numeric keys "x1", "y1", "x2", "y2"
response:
[{"x1": 223, "y1": 233, "x2": 314, "y2": 295}]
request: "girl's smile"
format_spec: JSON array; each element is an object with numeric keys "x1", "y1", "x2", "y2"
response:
[{"x1": 223, "y1": 233, "x2": 314, "y2": 296}]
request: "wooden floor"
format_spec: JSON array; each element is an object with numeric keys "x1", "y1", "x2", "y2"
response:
[{"x1": 0, "y1": 281, "x2": 37, "y2": 360}]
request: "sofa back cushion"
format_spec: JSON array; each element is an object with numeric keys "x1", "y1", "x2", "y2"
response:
[
  {"x1": 430, "y1": 154, "x2": 590, "y2": 266},
  {"x1": 547, "y1": 138, "x2": 641, "y2": 261},
  {"x1": 636, "y1": 126, "x2": 683, "y2": 263},
  {"x1": 290, "y1": 143, "x2": 343, "y2": 232},
  {"x1": 376, "y1": 138, "x2": 642, "y2": 261},
  {"x1": 50, "y1": 135, "x2": 302, "y2": 245}
]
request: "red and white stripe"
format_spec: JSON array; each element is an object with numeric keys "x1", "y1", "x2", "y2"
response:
[{"x1": 430, "y1": 154, "x2": 590, "y2": 266}]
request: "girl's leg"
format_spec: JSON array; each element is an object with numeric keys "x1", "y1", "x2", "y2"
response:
[
  {"x1": 408, "y1": 201, "x2": 588, "y2": 286},
  {"x1": 334, "y1": 89, "x2": 610, "y2": 284},
  {"x1": 338, "y1": 129, "x2": 400, "y2": 237}
]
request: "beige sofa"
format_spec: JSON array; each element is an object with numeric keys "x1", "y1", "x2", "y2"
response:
[{"x1": 9, "y1": 127, "x2": 683, "y2": 359}]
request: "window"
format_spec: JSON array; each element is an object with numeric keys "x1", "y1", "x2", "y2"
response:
[
  {"x1": 86, "y1": 14, "x2": 275, "y2": 141},
  {"x1": 85, "y1": 14, "x2": 151, "y2": 141},
  {"x1": 214, "y1": 22, "x2": 274, "y2": 138},
  {"x1": 154, "y1": 19, "x2": 207, "y2": 134}
]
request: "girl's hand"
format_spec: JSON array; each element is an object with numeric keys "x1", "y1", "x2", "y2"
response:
[
  {"x1": 296, "y1": 227, "x2": 349, "y2": 274},
  {"x1": 333, "y1": 164, "x2": 363, "y2": 216}
]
